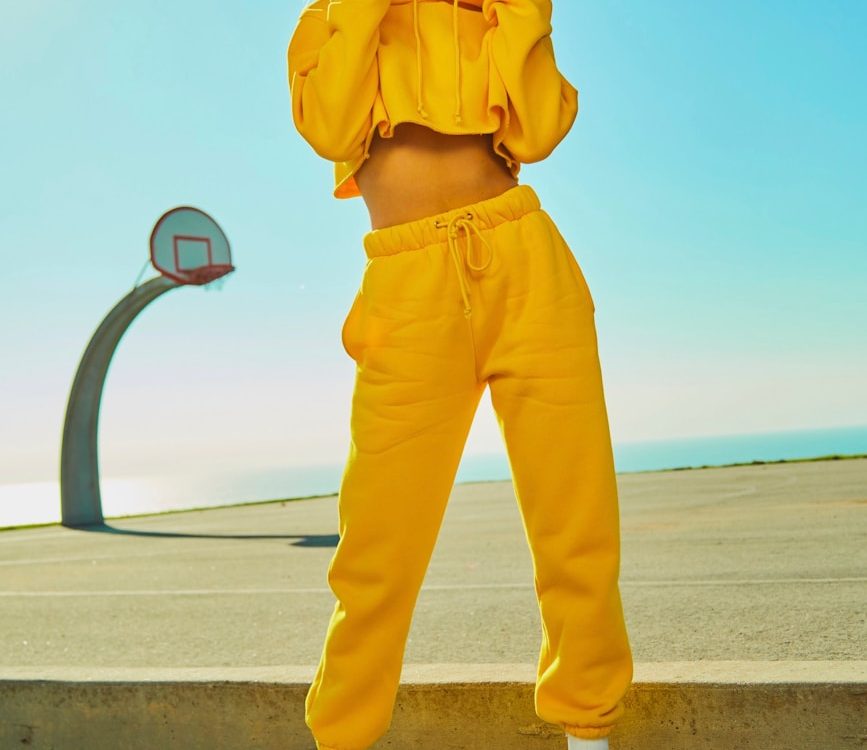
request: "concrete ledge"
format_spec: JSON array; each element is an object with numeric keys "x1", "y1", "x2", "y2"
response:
[{"x1": 1, "y1": 662, "x2": 865, "y2": 749}]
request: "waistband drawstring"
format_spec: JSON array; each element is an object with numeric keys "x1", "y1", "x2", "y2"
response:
[{"x1": 435, "y1": 211, "x2": 494, "y2": 318}]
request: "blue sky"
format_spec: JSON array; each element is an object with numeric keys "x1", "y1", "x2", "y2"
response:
[{"x1": 1, "y1": 0, "x2": 865, "y2": 486}]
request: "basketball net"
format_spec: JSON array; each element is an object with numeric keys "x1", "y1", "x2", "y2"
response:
[{"x1": 203, "y1": 275, "x2": 228, "y2": 292}]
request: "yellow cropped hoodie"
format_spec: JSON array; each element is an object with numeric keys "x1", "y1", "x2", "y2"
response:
[{"x1": 287, "y1": 0, "x2": 579, "y2": 199}]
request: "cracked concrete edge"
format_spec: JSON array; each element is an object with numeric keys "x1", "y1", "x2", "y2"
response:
[{"x1": 3, "y1": 663, "x2": 865, "y2": 749}]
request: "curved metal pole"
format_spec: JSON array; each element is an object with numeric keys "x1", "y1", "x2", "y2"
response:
[{"x1": 60, "y1": 275, "x2": 180, "y2": 527}]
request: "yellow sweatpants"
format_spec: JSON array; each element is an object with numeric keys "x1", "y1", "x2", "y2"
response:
[{"x1": 306, "y1": 184, "x2": 633, "y2": 750}]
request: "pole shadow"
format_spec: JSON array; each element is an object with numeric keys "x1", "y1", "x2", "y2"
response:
[{"x1": 62, "y1": 522, "x2": 339, "y2": 548}]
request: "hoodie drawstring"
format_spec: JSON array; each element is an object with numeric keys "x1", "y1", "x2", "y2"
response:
[
  {"x1": 451, "y1": 0, "x2": 462, "y2": 123},
  {"x1": 435, "y1": 211, "x2": 494, "y2": 318},
  {"x1": 413, "y1": 0, "x2": 463, "y2": 124},
  {"x1": 412, "y1": 0, "x2": 429, "y2": 119}
]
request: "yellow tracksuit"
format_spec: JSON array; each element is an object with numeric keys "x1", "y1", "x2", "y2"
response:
[
  {"x1": 287, "y1": 0, "x2": 579, "y2": 199},
  {"x1": 287, "y1": 3, "x2": 633, "y2": 749},
  {"x1": 305, "y1": 185, "x2": 632, "y2": 749}
]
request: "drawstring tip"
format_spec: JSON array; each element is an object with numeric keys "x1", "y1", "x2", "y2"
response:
[
  {"x1": 463, "y1": 306, "x2": 472, "y2": 318},
  {"x1": 454, "y1": 113, "x2": 462, "y2": 124},
  {"x1": 417, "y1": 105, "x2": 429, "y2": 119}
]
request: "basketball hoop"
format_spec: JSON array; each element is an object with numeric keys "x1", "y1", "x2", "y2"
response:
[
  {"x1": 186, "y1": 263, "x2": 235, "y2": 286},
  {"x1": 150, "y1": 207, "x2": 234, "y2": 286}
]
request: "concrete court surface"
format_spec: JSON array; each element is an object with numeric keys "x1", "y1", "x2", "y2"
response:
[
  {"x1": 1, "y1": 456, "x2": 865, "y2": 668},
  {"x1": 1, "y1": 456, "x2": 865, "y2": 749}
]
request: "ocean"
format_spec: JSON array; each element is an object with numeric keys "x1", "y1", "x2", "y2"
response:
[{"x1": 1, "y1": 423, "x2": 865, "y2": 530}]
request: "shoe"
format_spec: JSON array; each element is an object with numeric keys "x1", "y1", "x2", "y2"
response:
[{"x1": 566, "y1": 734, "x2": 609, "y2": 750}]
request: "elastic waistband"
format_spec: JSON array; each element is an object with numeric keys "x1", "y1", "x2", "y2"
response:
[{"x1": 362, "y1": 183, "x2": 541, "y2": 259}]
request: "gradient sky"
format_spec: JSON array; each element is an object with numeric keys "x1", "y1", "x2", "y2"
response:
[{"x1": 1, "y1": 0, "x2": 865, "y2": 485}]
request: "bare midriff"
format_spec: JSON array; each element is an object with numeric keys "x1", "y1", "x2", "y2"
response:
[{"x1": 354, "y1": 122, "x2": 519, "y2": 230}]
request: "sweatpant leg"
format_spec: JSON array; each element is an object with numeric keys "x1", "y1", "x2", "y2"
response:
[
  {"x1": 305, "y1": 243, "x2": 486, "y2": 750},
  {"x1": 482, "y1": 208, "x2": 633, "y2": 740}
]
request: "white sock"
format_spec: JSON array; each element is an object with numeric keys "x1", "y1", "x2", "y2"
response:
[{"x1": 566, "y1": 734, "x2": 609, "y2": 750}]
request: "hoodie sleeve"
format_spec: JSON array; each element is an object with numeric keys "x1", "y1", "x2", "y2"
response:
[
  {"x1": 482, "y1": 0, "x2": 578, "y2": 163},
  {"x1": 287, "y1": 0, "x2": 392, "y2": 162}
]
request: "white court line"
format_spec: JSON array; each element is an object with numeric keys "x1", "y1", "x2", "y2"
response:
[
  {"x1": 0, "y1": 578, "x2": 864, "y2": 597},
  {"x1": 0, "y1": 531, "x2": 73, "y2": 544},
  {"x1": 0, "y1": 550, "x2": 241, "y2": 566},
  {"x1": 2, "y1": 661, "x2": 865, "y2": 683},
  {"x1": 625, "y1": 577, "x2": 867, "y2": 586},
  {"x1": 1, "y1": 661, "x2": 865, "y2": 683}
]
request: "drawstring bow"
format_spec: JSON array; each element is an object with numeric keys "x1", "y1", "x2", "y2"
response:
[{"x1": 435, "y1": 211, "x2": 494, "y2": 318}]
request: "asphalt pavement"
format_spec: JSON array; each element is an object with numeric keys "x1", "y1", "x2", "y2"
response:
[{"x1": 1, "y1": 456, "x2": 865, "y2": 670}]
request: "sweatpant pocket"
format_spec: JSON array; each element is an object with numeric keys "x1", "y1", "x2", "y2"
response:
[
  {"x1": 540, "y1": 210, "x2": 596, "y2": 313},
  {"x1": 340, "y1": 289, "x2": 365, "y2": 362},
  {"x1": 564, "y1": 247, "x2": 596, "y2": 313}
]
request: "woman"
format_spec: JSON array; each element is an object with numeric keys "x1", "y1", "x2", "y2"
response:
[{"x1": 287, "y1": 1, "x2": 633, "y2": 748}]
